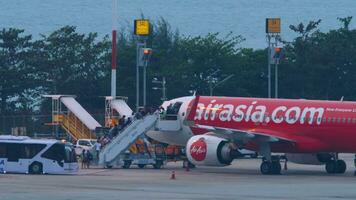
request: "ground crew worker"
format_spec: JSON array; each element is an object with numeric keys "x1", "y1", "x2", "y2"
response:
[
  {"x1": 86, "y1": 150, "x2": 93, "y2": 169},
  {"x1": 81, "y1": 149, "x2": 87, "y2": 169},
  {"x1": 95, "y1": 139, "x2": 101, "y2": 159}
]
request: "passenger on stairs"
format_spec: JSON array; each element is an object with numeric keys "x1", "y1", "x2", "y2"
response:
[
  {"x1": 109, "y1": 124, "x2": 119, "y2": 138},
  {"x1": 158, "y1": 106, "x2": 166, "y2": 119},
  {"x1": 125, "y1": 117, "x2": 132, "y2": 126},
  {"x1": 120, "y1": 115, "x2": 126, "y2": 124},
  {"x1": 134, "y1": 111, "x2": 143, "y2": 120},
  {"x1": 118, "y1": 115, "x2": 126, "y2": 130},
  {"x1": 140, "y1": 108, "x2": 146, "y2": 117}
]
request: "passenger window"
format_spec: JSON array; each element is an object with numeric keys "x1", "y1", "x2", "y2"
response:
[
  {"x1": 337, "y1": 118, "x2": 341, "y2": 123},
  {"x1": 332, "y1": 117, "x2": 336, "y2": 123}
]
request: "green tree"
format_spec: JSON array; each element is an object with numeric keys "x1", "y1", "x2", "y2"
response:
[
  {"x1": 33, "y1": 26, "x2": 111, "y2": 113},
  {"x1": 0, "y1": 28, "x2": 34, "y2": 115}
]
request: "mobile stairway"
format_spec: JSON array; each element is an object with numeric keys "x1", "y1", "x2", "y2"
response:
[
  {"x1": 99, "y1": 114, "x2": 159, "y2": 167},
  {"x1": 44, "y1": 95, "x2": 101, "y2": 140},
  {"x1": 104, "y1": 96, "x2": 133, "y2": 127}
]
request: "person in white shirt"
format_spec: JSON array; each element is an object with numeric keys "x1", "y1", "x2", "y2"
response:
[{"x1": 95, "y1": 140, "x2": 102, "y2": 159}]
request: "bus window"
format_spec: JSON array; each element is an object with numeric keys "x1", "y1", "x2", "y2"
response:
[
  {"x1": 1, "y1": 143, "x2": 46, "y2": 161},
  {"x1": 41, "y1": 143, "x2": 65, "y2": 166},
  {"x1": 24, "y1": 144, "x2": 46, "y2": 159},
  {"x1": 7, "y1": 143, "x2": 21, "y2": 162},
  {"x1": 0, "y1": 143, "x2": 6, "y2": 157}
]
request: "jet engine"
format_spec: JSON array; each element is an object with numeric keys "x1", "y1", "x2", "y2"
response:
[{"x1": 186, "y1": 134, "x2": 236, "y2": 166}]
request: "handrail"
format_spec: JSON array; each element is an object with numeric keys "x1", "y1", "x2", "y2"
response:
[
  {"x1": 100, "y1": 114, "x2": 157, "y2": 152},
  {"x1": 99, "y1": 117, "x2": 139, "y2": 152},
  {"x1": 98, "y1": 114, "x2": 159, "y2": 165}
]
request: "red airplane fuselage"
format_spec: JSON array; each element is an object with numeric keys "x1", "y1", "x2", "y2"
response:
[{"x1": 190, "y1": 96, "x2": 356, "y2": 153}]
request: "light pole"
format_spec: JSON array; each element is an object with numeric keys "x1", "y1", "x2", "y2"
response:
[
  {"x1": 152, "y1": 77, "x2": 167, "y2": 101},
  {"x1": 273, "y1": 47, "x2": 282, "y2": 98},
  {"x1": 136, "y1": 42, "x2": 145, "y2": 111},
  {"x1": 134, "y1": 19, "x2": 150, "y2": 111},
  {"x1": 266, "y1": 18, "x2": 281, "y2": 98},
  {"x1": 142, "y1": 48, "x2": 152, "y2": 106},
  {"x1": 111, "y1": 0, "x2": 118, "y2": 98},
  {"x1": 267, "y1": 35, "x2": 272, "y2": 98}
]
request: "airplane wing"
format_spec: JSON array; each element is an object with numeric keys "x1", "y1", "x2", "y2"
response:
[{"x1": 193, "y1": 123, "x2": 296, "y2": 144}]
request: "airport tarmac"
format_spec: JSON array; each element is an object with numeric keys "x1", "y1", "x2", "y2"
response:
[{"x1": 1, "y1": 154, "x2": 356, "y2": 200}]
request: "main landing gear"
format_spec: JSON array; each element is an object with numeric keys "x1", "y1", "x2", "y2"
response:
[
  {"x1": 258, "y1": 143, "x2": 283, "y2": 175},
  {"x1": 325, "y1": 153, "x2": 346, "y2": 174},
  {"x1": 260, "y1": 157, "x2": 282, "y2": 175}
]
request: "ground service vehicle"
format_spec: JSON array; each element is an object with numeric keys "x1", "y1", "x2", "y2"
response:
[
  {"x1": 74, "y1": 139, "x2": 96, "y2": 155},
  {"x1": 0, "y1": 135, "x2": 78, "y2": 174}
]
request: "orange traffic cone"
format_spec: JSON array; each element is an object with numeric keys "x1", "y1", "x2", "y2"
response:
[{"x1": 171, "y1": 171, "x2": 176, "y2": 180}]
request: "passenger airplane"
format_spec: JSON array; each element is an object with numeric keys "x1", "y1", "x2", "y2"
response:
[{"x1": 146, "y1": 95, "x2": 356, "y2": 175}]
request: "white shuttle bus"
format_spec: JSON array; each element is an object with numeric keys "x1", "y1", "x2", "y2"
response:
[{"x1": 0, "y1": 135, "x2": 78, "y2": 174}]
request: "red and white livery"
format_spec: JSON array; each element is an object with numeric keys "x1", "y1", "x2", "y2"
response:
[{"x1": 147, "y1": 95, "x2": 356, "y2": 174}]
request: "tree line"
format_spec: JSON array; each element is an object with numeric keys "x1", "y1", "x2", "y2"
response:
[{"x1": 1, "y1": 17, "x2": 356, "y2": 118}]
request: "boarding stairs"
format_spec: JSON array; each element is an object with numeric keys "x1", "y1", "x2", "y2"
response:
[
  {"x1": 56, "y1": 113, "x2": 96, "y2": 140},
  {"x1": 44, "y1": 95, "x2": 101, "y2": 140},
  {"x1": 99, "y1": 114, "x2": 159, "y2": 167}
]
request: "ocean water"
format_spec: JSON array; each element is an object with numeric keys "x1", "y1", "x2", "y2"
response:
[{"x1": 0, "y1": 0, "x2": 355, "y2": 48}]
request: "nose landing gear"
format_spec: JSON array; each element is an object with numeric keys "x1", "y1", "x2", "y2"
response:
[
  {"x1": 325, "y1": 160, "x2": 346, "y2": 174},
  {"x1": 354, "y1": 154, "x2": 356, "y2": 176},
  {"x1": 325, "y1": 153, "x2": 346, "y2": 174}
]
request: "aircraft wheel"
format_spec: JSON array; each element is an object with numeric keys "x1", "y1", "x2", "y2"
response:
[
  {"x1": 336, "y1": 160, "x2": 346, "y2": 174},
  {"x1": 138, "y1": 164, "x2": 146, "y2": 169},
  {"x1": 260, "y1": 161, "x2": 272, "y2": 175},
  {"x1": 122, "y1": 161, "x2": 131, "y2": 169},
  {"x1": 326, "y1": 161, "x2": 337, "y2": 174},
  {"x1": 153, "y1": 160, "x2": 163, "y2": 169},
  {"x1": 271, "y1": 161, "x2": 281, "y2": 174}
]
